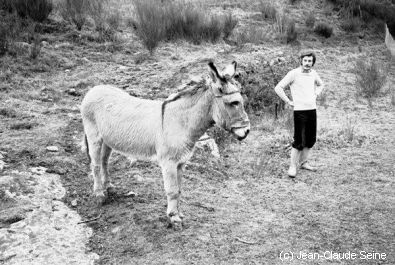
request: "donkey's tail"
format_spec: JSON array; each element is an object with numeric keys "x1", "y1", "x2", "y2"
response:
[{"x1": 83, "y1": 134, "x2": 91, "y2": 164}]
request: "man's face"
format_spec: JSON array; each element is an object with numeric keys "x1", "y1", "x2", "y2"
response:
[{"x1": 301, "y1": 56, "x2": 314, "y2": 71}]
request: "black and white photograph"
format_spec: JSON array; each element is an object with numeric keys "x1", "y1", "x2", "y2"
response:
[{"x1": 0, "y1": 0, "x2": 394, "y2": 264}]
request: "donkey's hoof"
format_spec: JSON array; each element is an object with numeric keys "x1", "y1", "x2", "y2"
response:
[
  {"x1": 93, "y1": 192, "x2": 107, "y2": 206},
  {"x1": 169, "y1": 215, "x2": 183, "y2": 230},
  {"x1": 106, "y1": 183, "x2": 116, "y2": 193}
]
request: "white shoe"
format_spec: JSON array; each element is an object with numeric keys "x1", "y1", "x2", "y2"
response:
[
  {"x1": 300, "y1": 162, "x2": 317, "y2": 171},
  {"x1": 288, "y1": 166, "x2": 297, "y2": 178}
]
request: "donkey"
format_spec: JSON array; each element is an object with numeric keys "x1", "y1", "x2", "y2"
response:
[{"x1": 80, "y1": 61, "x2": 250, "y2": 227}]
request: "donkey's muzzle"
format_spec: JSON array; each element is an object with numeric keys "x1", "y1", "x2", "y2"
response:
[{"x1": 231, "y1": 120, "x2": 250, "y2": 141}]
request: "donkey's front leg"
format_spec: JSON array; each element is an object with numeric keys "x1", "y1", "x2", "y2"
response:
[{"x1": 161, "y1": 161, "x2": 182, "y2": 227}]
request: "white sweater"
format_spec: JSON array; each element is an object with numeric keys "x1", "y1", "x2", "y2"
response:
[{"x1": 275, "y1": 67, "x2": 324, "y2": 111}]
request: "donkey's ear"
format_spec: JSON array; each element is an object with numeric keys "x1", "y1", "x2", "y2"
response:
[
  {"x1": 209, "y1": 71, "x2": 217, "y2": 83},
  {"x1": 208, "y1": 61, "x2": 225, "y2": 82},
  {"x1": 222, "y1": 61, "x2": 237, "y2": 77}
]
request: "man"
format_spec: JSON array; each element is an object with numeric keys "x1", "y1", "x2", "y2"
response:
[{"x1": 274, "y1": 51, "x2": 324, "y2": 178}]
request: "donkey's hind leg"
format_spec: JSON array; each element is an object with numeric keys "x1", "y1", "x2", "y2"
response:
[
  {"x1": 101, "y1": 143, "x2": 113, "y2": 191},
  {"x1": 85, "y1": 130, "x2": 106, "y2": 204}
]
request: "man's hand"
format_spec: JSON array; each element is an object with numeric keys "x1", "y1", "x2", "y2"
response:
[{"x1": 287, "y1": 100, "x2": 294, "y2": 107}]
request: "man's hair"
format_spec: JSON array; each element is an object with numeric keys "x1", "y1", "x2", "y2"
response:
[{"x1": 300, "y1": 51, "x2": 316, "y2": 66}]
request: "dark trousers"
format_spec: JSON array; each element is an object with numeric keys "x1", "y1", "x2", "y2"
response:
[{"x1": 292, "y1": 109, "x2": 316, "y2": 151}]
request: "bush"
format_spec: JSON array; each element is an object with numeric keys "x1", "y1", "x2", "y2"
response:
[
  {"x1": 238, "y1": 57, "x2": 298, "y2": 115},
  {"x1": 0, "y1": 11, "x2": 26, "y2": 56},
  {"x1": 259, "y1": 0, "x2": 277, "y2": 20},
  {"x1": 314, "y1": 22, "x2": 333, "y2": 38},
  {"x1": 274, "y1": 12, "x2": 297, "y2": 43},
  {"x1": 285, "y1": 20, "x2": 297, "y2": 43},
  {"x1": 305, "y1": 12, "x2": 316, "y2": 28},
  {"x1": 340, "y1": 17, "x2": 361, "y2": 32},
  {"x1": 353, "y1": 59, "x2": 387, "y2": 107},
  {"x1": 12, "y1": 0, "x2": 53, "y2": 22},
  {"x1": 133, "y1": 0, "x2": 226, "y2": 53},
  {"x1": 235, "y1": 26, "x2": 270, "y2": 46},
  {"x1": 58, "y1": 0, "x2": 88, "y2": 31},
  {"x1": 223, "y1": 13, "x2": 238, "y2": 39}
]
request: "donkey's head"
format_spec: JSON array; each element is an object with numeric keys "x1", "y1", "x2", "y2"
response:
[{"x1": 208, "y1": 61, "x2": 250, "y2": 140}]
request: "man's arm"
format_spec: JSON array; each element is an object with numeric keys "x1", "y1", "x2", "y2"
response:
[
  {"x1": 315, "y1": 72, "x2": 325, "y2": 96},
  {"x1": 274, "y1": 70, "x2": 294, "y2": 106}
]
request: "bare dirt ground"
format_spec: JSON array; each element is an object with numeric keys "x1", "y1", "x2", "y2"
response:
[{"x1": 1, "y1": 0, "x2": 395, "y2": 264}]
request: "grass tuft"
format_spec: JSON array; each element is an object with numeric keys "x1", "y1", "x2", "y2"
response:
[
  {"x1": 314, "y1": 22, "x2": 333, "y2": 38},
  {"x1": 353, "y1": 59, "x2": 387, "y2": 107},
  {"x1": 133, "y1": 0, "x2": 230, "y2": 54}
]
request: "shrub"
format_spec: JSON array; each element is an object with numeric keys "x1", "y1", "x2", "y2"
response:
[
  {"x1": 0, "y1": 11, "x2": 26, "y2": 56},
  {"x1": 340, "y1": 17, "x2": 361, "y2": 32},
  {"x1": 285, "y1": 19, "x2": 297, "y2": 43},
  {"x1": 223, "y1": 13, "x2": 238, "y2": 39},
  {"x1": 12, "y1": 0, "x2": 53, "y2": 22},
  {"x1": 0, "y1": 22, "x2": 8, "y2": 56},
  {"x1": 314, "y1": 22, "x2": 333, "y2": 38},
  {"x1": 238, "y1": 58, "x2": 298, "y2": 115},
  {"x1": 259, "y1": 0, "x2": 277, "y2": 20},
  {"x1": 133, "y1": 0, "x2": 166, "y2": 53},
  {"x1": 235, "y1": 26, "x2": 270, "y2": 46},
  {"x1": 0, "y1": 0, "x2": 14, "y2": 12},
  {"x1": 58, "y1": 0, "x2": 88, "y2": 31},
  {"x1": 353, "y1": 59, "x2": 387, "y2": 107},
  {"x1": 274, "y1": 12, "x2": 297, "y2": 43},
  {"x1": 338, "y1": 115, "x2": 357, "y2": 142},
  {"x1": 133, "y1": 0, "x2": 226, "y2": 53},
  {"x1": 305, "y1": 12, "x2": 316, "y2": 28},
  {"x1": 30, "y1": 33, "x2": 41, "y2": 59}
]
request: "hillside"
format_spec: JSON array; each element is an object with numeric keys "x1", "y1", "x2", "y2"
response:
[{"x1": 0, "y1": 0, "x2": 394, "y2": 264}]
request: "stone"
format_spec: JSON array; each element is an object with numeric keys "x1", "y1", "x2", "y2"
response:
[
  {"x1": 71, "y1": 199, "x2": 78, "y2": 207},
  {"x1": 46, "y1": 146, "x2": 59, "y2": 152}
]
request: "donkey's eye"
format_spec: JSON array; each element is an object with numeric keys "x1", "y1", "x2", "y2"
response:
[{"x1": 230, "y1": 101, "x2": 240, "y2": 107}]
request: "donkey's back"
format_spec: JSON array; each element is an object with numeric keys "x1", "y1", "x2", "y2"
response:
[{"x1": 81, "y1": 85, "x2": 162, "y2": 158}]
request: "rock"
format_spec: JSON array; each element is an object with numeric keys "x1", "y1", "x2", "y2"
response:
[
  {"x1": 111, "y1": 226, "x2": 121, "y2": 234},
  {"x1": 269, "y1": 59, "x2": 275, "y2": 66},
  {"x1": 46, "y1": 146, "x2": 59, "y2": 152},
  {"x1": 195, "y1": 133, "x2": 220, "y2": 158},
  {"x1": 0, "y1": 160, "x2": 5, "y2": 172},
  {"x1": 125, "y1": 191, "x2": 137, "y2": 197},
  {"x1": 41, "y1": 41, "x2": 49, "y2": 47},
  {"x1": 81, "y1": 57, "x2": 90, "y2": 63},
  {"x1": 30, "y1": 167, "x2": 47, "y2": 175},
  {"x1": 278, "y1": 57, "x2": 286, "y2": 63},
  {"x1": 71, "y1": 199, "x2": 78, "y2": 207},
  {"x1": 66, "y1": 88, "x2": 81, "y2": 97},
  {"x1": 119, "y1": 66, "x2": 128, "y2": 71}
]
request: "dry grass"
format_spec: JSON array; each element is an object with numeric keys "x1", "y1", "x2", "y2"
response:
[
  {"x1": 235, "y1": 25, "x2": 270, "y2": 46},
  {"x1": 314, "y1": 22, "x2": 334, "y2": 38},
  {"x1": 58, "y1": 0, "x2": 88, "y2": 31},
  {"x1": 7, "y1": 0, "x2": 53, "y2": 22},
  {"x1": 353, "y1": 59, "x2": 387, "y2": 107},
  {"x1": 305, "y1": 11, "x2": 315, "y2": 28},
  {"x1": 340, "y1": 17, "x2": 362, "y2": 32},
  {"x1": 132, "y1": 0, "x2": 231, "y2": 54},
  {"x1": 259, "y1": 0, "x2": 277, "y2": 20},
  {"x1": 223, "y1": 12, "x2": 238, "y2": 39}
]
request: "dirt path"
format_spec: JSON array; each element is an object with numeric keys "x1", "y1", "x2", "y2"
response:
[{"x1": 0, "y1": 169, "x2": 98, "y2": 264}]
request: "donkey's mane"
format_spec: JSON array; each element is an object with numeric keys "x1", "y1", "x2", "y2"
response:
[{"x1": 161, "y1": 78, "x2": 209, "y2": 126}]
